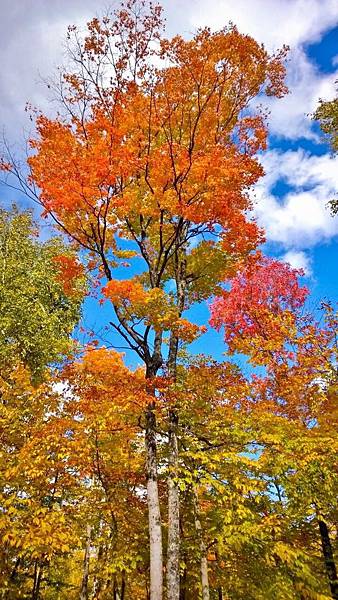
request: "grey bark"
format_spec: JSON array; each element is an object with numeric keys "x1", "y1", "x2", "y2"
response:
[
  {"x1": 166, "y1": 248, "x2": 186, "y2": 600},
  {"x1": 31, "y1": 560, "x2": 43, "y2": 600},
  {"x1": 80, "y1": 524, "x2": 92, "y2": 600},
  {"x1": 193, "y1": 488, "x2": 210, "y2": 600},
  {"x1": 166, "y1": 410, "x2": 180, "y2": 600},
  {"x1": 146, "y1": 404, "x2": 163, "y2": 600}
]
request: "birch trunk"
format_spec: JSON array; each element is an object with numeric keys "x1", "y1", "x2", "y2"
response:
[
  {"x1": 193, "y1": 488, "x2": 210, "y2": 600},
  {"x1": 31, "y1": 560, "x2": 43, "y2": 600},
  {"x1": 80, "y1": 524, "x2": 92, "y2": 600},
  {"x1": 92, "y1": 542, "x2": 106, "y2": 599},
  {"x1": 166, "y1": 254, "x2": 186, "y2": 600},
  {"x1": 146, "y1": 403, "x2": 163, "y2": 600},
  {"x1": 166, "y1": 411, "x2": 180, "y2": 600}
]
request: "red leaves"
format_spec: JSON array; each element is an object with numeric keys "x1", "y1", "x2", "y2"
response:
[{"x1": 210, "y1": 256, "x2": 308, "y2": 361}]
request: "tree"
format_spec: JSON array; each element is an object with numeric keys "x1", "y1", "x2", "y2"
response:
[
  {"x1": 0, "y1": 205, "x2": 85, "y2": 597},
  {"x1": 0, "y1": 206, "x2": 84, "y2": 381},
  {"x1": 313, "y1": 90, "x2": 338, "y2": 153},
  {"x1": 313, "y1": 86, "x2": 338, "y2": 214},
  {"x1": 1, "y1": 2, "x2": 288, "y2": 597},
  {"x1": 211, "y1": 256, "x2": 338, "y2": 599}
]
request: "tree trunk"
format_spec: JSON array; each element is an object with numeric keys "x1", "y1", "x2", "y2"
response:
[
  {"x1": 92, "y1": 543, "x2": 106, "y2": 599},
  {"x1": 10, "y1": 557, "x2": 21, "y2": 583},
  {"x1": 121, "y1": 571, "x2": 126, "y2": 600},
  {"x1": 167, "y1": 410, "x2": 180, "y2": 600},
  {"x1": 146, "y1": 403, "x2": 163, "y2": 600},
  {"x1": 318, "y1": 518, "x2": 338, "y2": 599},
  {"x1": 31, "y1": 560, "x2": 43, "y2": 600},
  {"x1": 166, "y1": 310, "x2": 183, "y2": 600},
  {"x1": 80, "y1": 524, "x2": 92, "y2": 600},
  {"x1": 193, "y1": 488, "x2": 210, "y2": 600},
  {"x1": 179, "y1": 564, "x2": 187, "y2": 600}
]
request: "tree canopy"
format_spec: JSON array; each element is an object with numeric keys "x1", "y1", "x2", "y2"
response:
[{"x1": 0, "y1": 2, "x2": 337, "y2": 599}]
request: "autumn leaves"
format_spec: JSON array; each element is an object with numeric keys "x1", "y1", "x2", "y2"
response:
[{"x1": 0, "y1": 0, "x2": 337, "y2": 598}]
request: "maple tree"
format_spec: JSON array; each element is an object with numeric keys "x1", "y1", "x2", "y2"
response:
[
  {"x1": 211, "y1": 256, "x2": 338, "y2": 599},
  {"x1": 13, "y1": 2, "x2": 288, "y2": 597},
  {"x1": 1, "y1": 2, "x2": 337, "y2": 599}
]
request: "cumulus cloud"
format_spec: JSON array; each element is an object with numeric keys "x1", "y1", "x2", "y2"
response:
[
  {"x1": 281, "y1": 250, "x2": 312, "y2": 276},
  {"x1": 253, "y1": 149, "x2": 338, "y2": 247},
  {"x1": 1, "y1": 0, "x2": 338, "y2": 143},
  {"x1": 0, "y1": 1, "x2": 95, "y2": 139},
  {"x1": 189, "y1": 0, "x2": 338, "y2": 140},
  {"x1": 264, "y1": 48, "x2": 338, "y2": 140},
  {"x1": 189, "y1": 0, "x2": 338, "y2": 52}
]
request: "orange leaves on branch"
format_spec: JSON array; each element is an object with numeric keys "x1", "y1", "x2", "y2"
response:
[
  {"x1": 29, "y1": 109, "x2": 136, "y2": 205},
  {"x1": 27, "y1": 15, "x2": 288, "y2": 276},
  {"x1": 53, "y1": 254, "x2": 85, "y2": 296},
  {"x1": 103, "y1": 278, "x2": 147, "y2": 306},
  {"x1": 237, "y1": 115, "x2": 268, "y2": 156},
  {"x1": 69, "y1": 346, "x2": 150, "y2": 410},
  {"x1": 172, "y1": 319, "x2": 207, "y2": 344},
  {"x1": 103, "y1": 279, "x2": 204, "y2": 341},
  {"x1": 0, "y1": 158, "x2": 12, "y2": 172}
]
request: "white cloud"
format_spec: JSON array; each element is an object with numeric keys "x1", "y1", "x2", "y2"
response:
[
  {"x1": 260, "y1": 148, "x2": 338, "y2": 191},
  {"x1": 188, "y1": 0, "x2": 338, "y2": 140},
  {"x1": 281, "y1": 250, "x2": 312, "y2": 275},
  {"x1": 1, "y1": 0, "x2": 337, "y2": 143},
  {"x1": 265, "y1": 48, "x2": 338, "y2": 140},
  {"x1": 253, "y1": 149, "x2": 338, "y2": 247},
  {"x1": 0, "y1": 1, "x2": 94, "y2": 140},
  {"x1": 0, "y1": 0, "x2": 337, "y2": 253},
  {"x1": 189, "y1": 0, "x2": 338, "y2": 52}
]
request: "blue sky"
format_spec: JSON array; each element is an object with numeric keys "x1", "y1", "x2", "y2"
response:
[{"x1": 0, "y1": 0, "x2": 337, "y2": 369}]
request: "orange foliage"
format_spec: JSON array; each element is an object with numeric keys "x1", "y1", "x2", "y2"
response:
[{"x1": 53, "y1": 254, "x2": 84, "y2": 295}]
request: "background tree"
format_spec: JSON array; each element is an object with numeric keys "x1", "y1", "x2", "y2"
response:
[
  {"x1": 211, "y1": 256, "x2": 338, "y2": 599},
  {"x1": 313, "y1": 85, "x2": 338, "y2": 214},
  {"x1": 0, "y1": 205, "x2": 85, "y2": 598},
  {"x1": 0, "y1": 206, "x2": 84, "y2": 381}
]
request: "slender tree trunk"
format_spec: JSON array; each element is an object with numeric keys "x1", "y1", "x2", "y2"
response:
[
  {"x1": 318, "y1": 518, "x2": 338, "y2": 599},
  {"x1": 146, "y1": 402, "x2": 163, "y2": 600},
  {"x1": 80, "y1": 524, "x2": 92, "y2": 600},
  {"x1": 9, "y1": 557, "x2": 21, "y2": 582},
  {"x1": 166, "y1": 251, "x2": 187, "y2": 600},
  {"x1": 113, "y1": 572, "x2": 126, "y2": 600},
  {"x1": 193, "y1": 487, "x2": 210, "y2": 600},
  {"x1": 167, "y1": 410, "x2": 180, "y2": 600},
  {"x1": 121, "y1": 571, "x2": 126, "y2": 600},
  {"x1": 92, "y1": 543, "x2": 106, "y2": 599},
  {"x1": 32, "y1": 560, "x2": 43, "y2": 600},
  {"x1": 179, "y1": 564, "x2": 187, "y2": 600},
  {"x1": 180, "y1": 519, "x2": 187, "y2": 600},
  {"x1": 215, "y1": 550, "x2": 223, "y2": 600}
]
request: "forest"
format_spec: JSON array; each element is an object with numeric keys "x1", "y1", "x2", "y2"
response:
[{"x1": 0, "y1": 1, "x2": 337, "y2": 599}]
